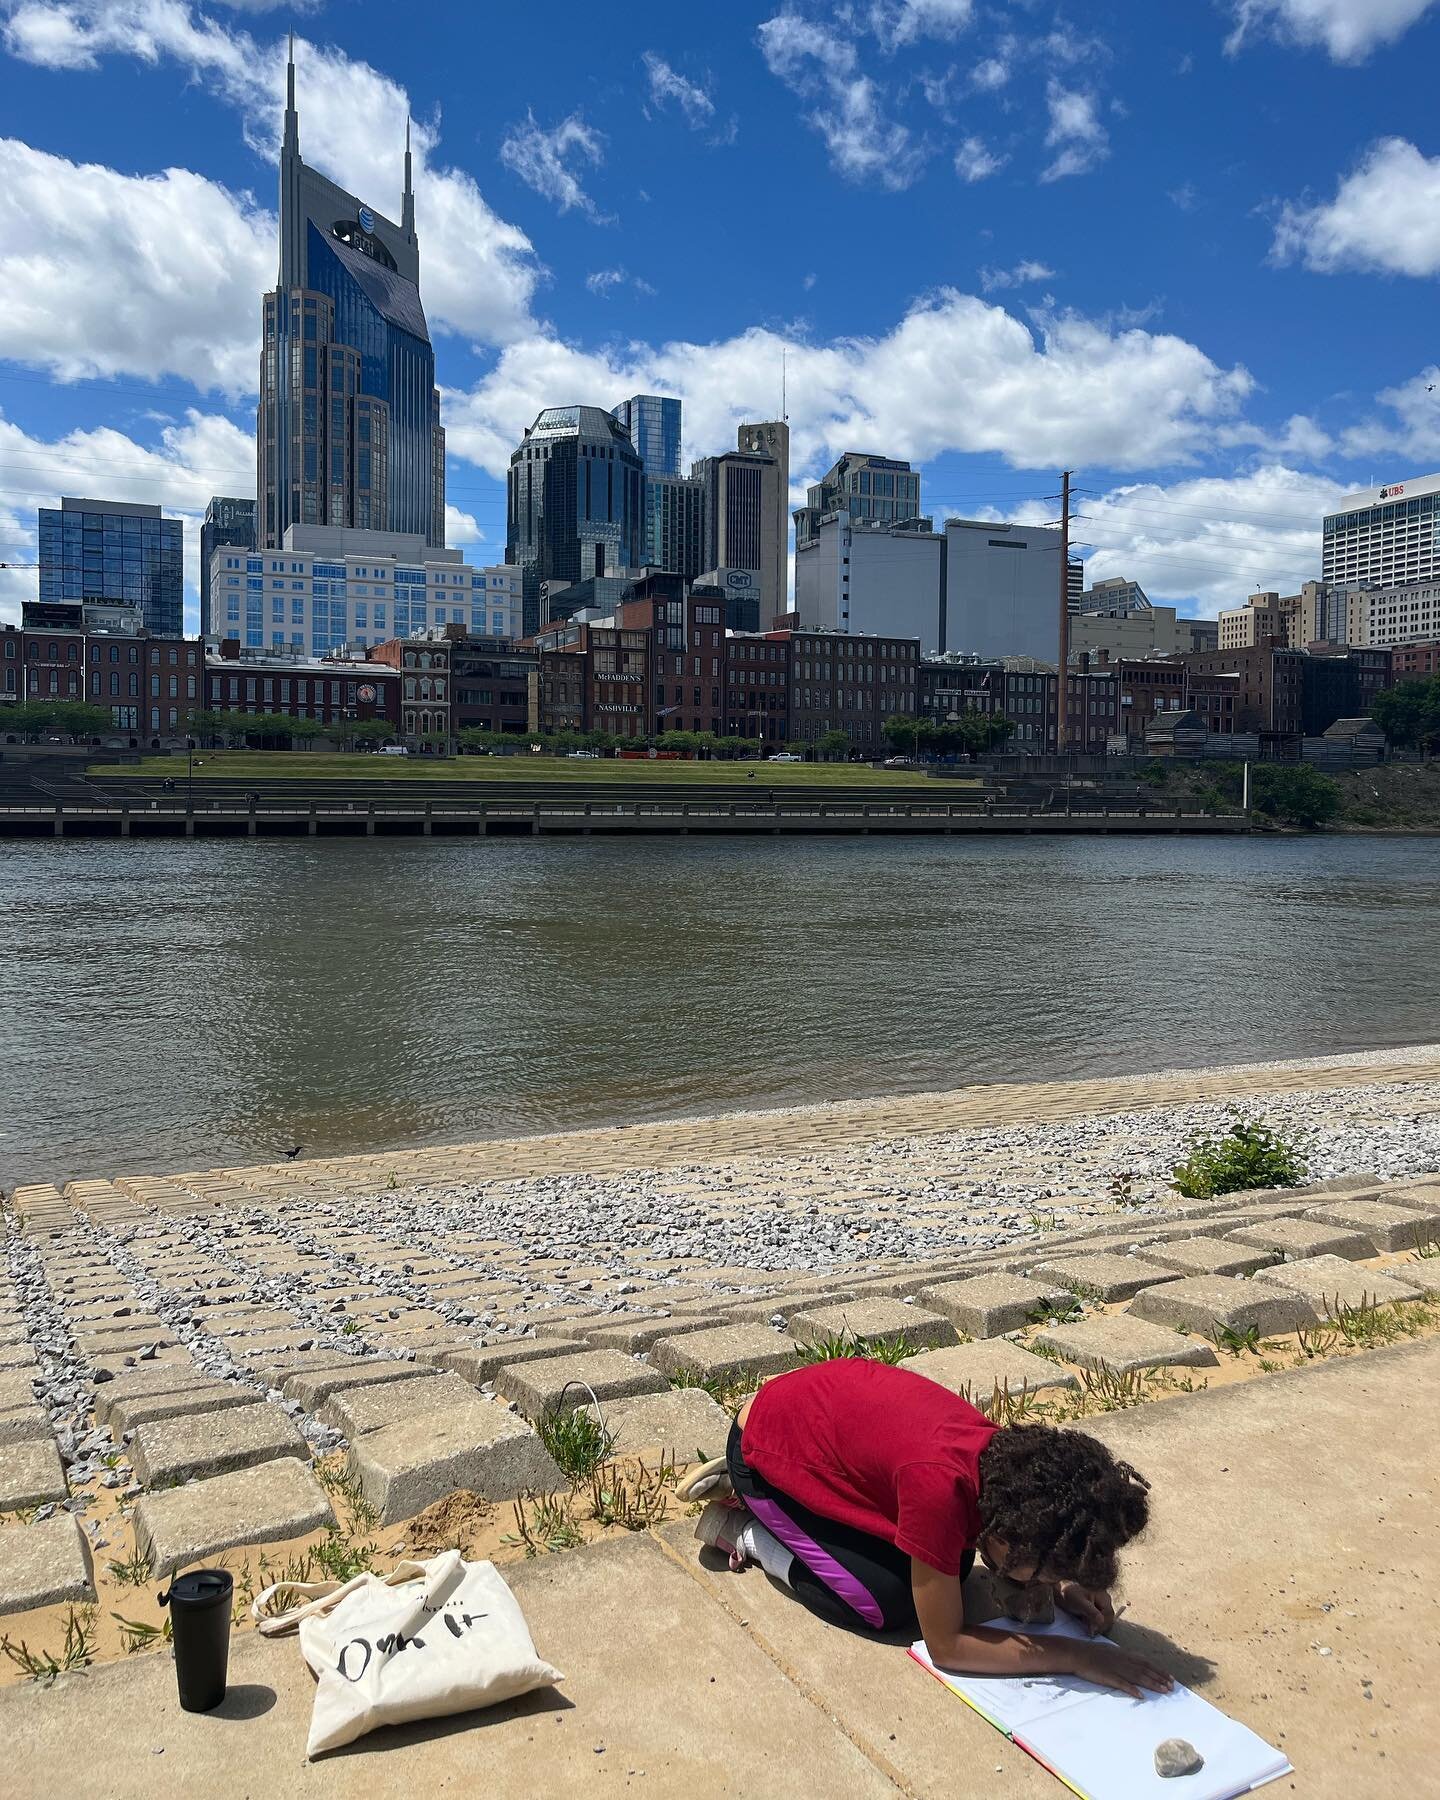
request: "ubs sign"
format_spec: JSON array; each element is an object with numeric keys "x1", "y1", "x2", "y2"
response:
[{"x1": 1379, "y1": 484, "x2": 1406, "y2": 499}]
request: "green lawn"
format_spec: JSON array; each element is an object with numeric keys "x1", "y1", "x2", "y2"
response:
[{"x1": 87, "y1": 750, "x2": 970, "y2": 788}]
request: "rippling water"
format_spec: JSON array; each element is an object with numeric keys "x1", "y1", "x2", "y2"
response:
[{"x1": 2, "y1": 834, "x2": 1438, "y2": 1188}]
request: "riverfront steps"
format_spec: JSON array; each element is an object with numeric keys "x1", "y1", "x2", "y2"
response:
[{"x1": 0, "y1": 799, "x2": 1249, "y2": 838}]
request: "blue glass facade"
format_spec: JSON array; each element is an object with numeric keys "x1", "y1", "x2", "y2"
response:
[
  {"x1": 611, "y1": 395, "x2": 681, "y2": 479},
  {"x1": 38, "y1": 501, "x2": 183, "y2": 636}
]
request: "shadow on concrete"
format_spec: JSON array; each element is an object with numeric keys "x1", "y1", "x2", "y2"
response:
[
  {"x1": 328, "y1": 1684, "x2": 575, "y2": 1758},
  {"x1": 210, "y1": 1684, "x2": 277, "y2": 1721}
]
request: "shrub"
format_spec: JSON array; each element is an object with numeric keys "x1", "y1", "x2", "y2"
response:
[
  {"x1": 1171, "y1": 1112, "x2": 1309, "y2": 1199},
  {"x1": 1251, "y1": 765, "x2": 1341, "y2": 829}
]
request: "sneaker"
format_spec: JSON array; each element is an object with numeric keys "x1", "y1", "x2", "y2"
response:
[
  {"x1": 693, "y1": 1498, "x2": 748, "y2": 1568},
  {"x1": 677, "y1": 1456, "x2": 734, "y2": 1503}
]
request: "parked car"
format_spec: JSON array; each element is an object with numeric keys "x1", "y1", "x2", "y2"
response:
[
  {"x1": 882, "y1": 755, "x2": 914, "y2": 768},
  {"x1": 767, "y1": 751, "x2": 804, "y2": 763},
  {"x1": 566, "y1": 749, "x2": 601, "y2": 759},
  {"x1": 379, "y1": 744, "x2": 410, "y2": 756}
]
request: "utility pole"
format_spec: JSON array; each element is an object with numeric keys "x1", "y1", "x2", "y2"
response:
[{"x1": 1056, "y1": 469, "x2": 1072, "y2": 756}]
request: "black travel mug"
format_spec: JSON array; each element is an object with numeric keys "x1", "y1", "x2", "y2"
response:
[{"x1": 159, "y1": 1568, "x2": 234, "y2": 1712}]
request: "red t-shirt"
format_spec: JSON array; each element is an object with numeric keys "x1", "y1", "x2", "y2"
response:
[{"x1": 741, "y1": 1360, "x2": 996, "y2": 1577}]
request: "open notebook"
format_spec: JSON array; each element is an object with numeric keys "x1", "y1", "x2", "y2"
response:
[{"x1": 910, "y1": 1615, "x2": 1291, "y2": 1800}]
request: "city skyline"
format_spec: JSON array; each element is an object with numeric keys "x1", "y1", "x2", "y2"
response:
[{"x1": 4, "y1": 2, "x2": 1440, "y2": 633}]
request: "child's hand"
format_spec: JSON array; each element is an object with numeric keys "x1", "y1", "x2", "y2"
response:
[
  {"x1": 1066, "y1": 1640, "x2": 1174, "y2": 1699},
  {"x1": 1055, "y1": 1581, "x2": 1115, "y2": 1635}
]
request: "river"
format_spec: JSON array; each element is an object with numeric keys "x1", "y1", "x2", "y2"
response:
[{"x1": 2, "y1": 834, "x2": 1438, "y2": 1189}]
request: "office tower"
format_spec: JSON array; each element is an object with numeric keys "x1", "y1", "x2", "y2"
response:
[
  {"x1": 943, "y1": 519, "x2": 1064, "y2": 664},
  {"x1": 739, "y1": 420, "x2": 789, "y2": 623},
  {"x1": 200, "y1": 497, "x2": 256, "y2": 627},
  {"x1": 793, "y1": 451, "x2": 924, "y2": 550},
  {"x1": 795, "y1": 514, "x2": 944, "y2": 651},
  {"x1": 258, "y1": 40, "x2": 444, "y2": 550},
  {"x1": 641, "y1": 473, "x2": 705, "y2": 580},
  {"x1": 1067, "y1": 557, "x2": 1084, "y2": 612},
  {"x1": 693, "y1": 424, "x2": 789, "y2": 631},
  {"x1": 506, "y1": 406, "x2": 645, "y2": 636},
  {"x1": 1077, "y1": 575, "x2": 1151, "y2": 616},
  {"x1": 37, "y1": 496, "x2": 183, "y2": 636},
  {"x1": 1322, "y1": 472, "x2": 1440, "y2": 590},
  {"x1": 611, "y1": 395, "x2": 682, "y2": 479}
]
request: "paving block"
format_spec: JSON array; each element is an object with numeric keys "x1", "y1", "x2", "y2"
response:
[
  {"x1": 349, "y1": 1400, "x2": 564, "y2": 1523},
  {"x1": 107, "y1": 1383, "x2": 256, "y2": 1438},
  {"x1": 1032, "y1": 1253, "x2": 1181, "y2": 1303},
  {"x1": 1252, "y1": 1255, "x2": 1424, "y2": 1313},
  {"x1": 649, "y1": 1322, "x2": 803, "y2": 1386},
  {"x1": 0, "y1": 1436, "x2": 68, "y2": 1508},
  {"x1": 495, "y1": 1350, "x2": 668, "y2": 1422},
  {"x1": 280, "y1": 1358, "x2": 434, "y2": 1412},
  {"x1": 603, "y1": 1388, "x2": 732, "y2": 1462},
  {"x1": 1225, "y1": 1219, "x2": 1374, "y2": 1263},
  {"x1": 788, "y1": 1297, "x2": 958, "y2": 1354},
  {"x1": 1305, "y1": 1201, "x2": 1440, "y2": 1254},
  {"x1": 0, "y1": 1368, "x2": 41, "y2": 1412},
  {"x1": 1142, "y1": 1236, "x2": 1281, "y2": 1279},
  {"x1": 0, "y1": 1405, "x2": 53, "y2": 1447},
  {"x1": 319, "y1": 1370, "x2": 479, "y2": 1437},
  {"x1": 1383, "y1": 1181, "x2": 1440, "y2": 1213},
  {"x1": 427, "y1": 1337, "x2": 589, "y2": 1386},
  {"x1": 0, "y1": 1513, "x2": 94, "y2": 1616},
  {"x1": 899, "y1": 1341, "x2": 1078, "y2": 1410},
  {"x1": 89, "y1": 1343, "x2": 192, "y2": 1382},
  {"x1": 73, "y1": 1321, "x2": 174, "y2": 1354},
  {"x1": 90, "y1": 1360, "x2": 209, "y2": 1428},
  {"x1": 132, "y1": 1458, "x2": 335, "y2": 1576},
  {"x1": 234, "y1": 1346, "x2": 379, "y2": 1389},
  {"x1": 130, "y1": 1401, "x2": 309, "y2": 1487},
  {"x1": 578, "y1": 1313, "x2": 732, "y2": 1355},
  {"x1": 916, "y1": 1274, "x2": 1079, "y2": 1339},
  {"x1": 1130, "y1": 1275, "x2": 1316, "y2": 1338},
  {"x1": 1032, "y1": 1314, "x2": 1220, "y2": 1375}
]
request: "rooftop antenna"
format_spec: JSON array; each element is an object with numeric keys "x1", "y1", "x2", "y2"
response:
[
  {"x1": 402, "y1": 115, "x2": 415, "y2": 235},
  {"x1": 782, "y1": 345, "x2": 788, "y2": 425},
  {"x1": 283, "y1": 29, "x2": 298, "y2": 153}
]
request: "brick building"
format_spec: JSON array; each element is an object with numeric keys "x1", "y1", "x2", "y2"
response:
[
  {"x1": 781, "y1": 628, "x2": 919, "y2": 754},
  {"x1": 1183, "y1": 645, "x2": 1388, "y2": 741},
  {"x1": 617, "y1": 587, "x2": 726, "y2": 738},
  {"x1": 368, "y1": 635, "x2": 451, "y2": 743},
  {"x1": 1390, "y1": 641, "x2": 1440, "y2": 678},
  {"x1": 443, "y1": 629, "x2": 536, "y2": 736},
  {"x1": 205, "y1": 642, "x2": 400, "y2": 732},
  {"x1": 724, "y1": 632, "x2": 790, "y2": 747},
  {"x1": 530, "y1": 617, "x2": 651, "y2": 740},
  {"x1": 4, "y1": 601, "x2": 201, "y2": 745}
]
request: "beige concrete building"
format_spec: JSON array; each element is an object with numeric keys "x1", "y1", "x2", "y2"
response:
[
  {"x1": 1070, "y1": 604, "x2": 1182, "y2": 660},
  {"x1": 1219, "y1": 593, "x2": 1286, "y2": 649}
]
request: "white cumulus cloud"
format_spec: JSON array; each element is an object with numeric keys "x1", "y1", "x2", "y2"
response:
[
  {"x1": 1271, "y1": 137, "x2": 1440, "y2": 276},
  {"x1": 954, "y1": 134, "x2": 1006, "y2": 181},
  {"x1": 979, "y1": 260, "x2": 1055, "y2": 292},
  {"x1": 499, "y1": 110, "x2": 607, "y2": 217},
  {"x1": 1225, "y1": 0, "x2": 1438, "y2": 63},
  {"x1": 1040, "y1": 81, "x2": 1109, "y2": 182}
]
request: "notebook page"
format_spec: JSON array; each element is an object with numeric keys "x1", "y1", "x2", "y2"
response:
[
  {"x1": 910, "y1": 1614, "x2": 1106, "y2": 1734},
  {"x1": 1017, "y1": 1678, "x2": 1290, "y2": 1800}
]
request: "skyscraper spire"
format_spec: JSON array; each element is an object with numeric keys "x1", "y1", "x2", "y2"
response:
[
  {"x1": 402, "y1": 115, "x2": 415, "y2": 238},
  {"x1": 283, "y1": 30, "x2": 299, "y2": 154}
]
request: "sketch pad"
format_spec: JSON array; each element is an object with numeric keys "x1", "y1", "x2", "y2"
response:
[{"x1": 910, "y1": 1616, "x2": 1291, "y2": 1800}]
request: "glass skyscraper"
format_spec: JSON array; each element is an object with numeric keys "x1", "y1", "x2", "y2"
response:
[
  {"x1": 38, "y1": 496, "x2": 183, "y2": 636},
  {"x1": 199, "y1": 496, "x2": 256, "y2": 627},
  {"x1": 507, "y1": 407, "x2": 645, "y2": 636},
  {"x1": 611, "y1": 394, "x2": 681, "y2": 480},
  {"x1": 258, "y1": 43, "x2": 444, "y2": 550}
]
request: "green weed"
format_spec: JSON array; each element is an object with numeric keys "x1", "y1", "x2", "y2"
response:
[
  {"x1": 313, "y1": 1529, "x2": 377, "y2": 1583},
  {"x1": 503, "y1": 1491, "x2": 583, "y2": 1557},
  {"x1": 1171, "y1": 1111, "x2": 1308, "y2": 1200},
  {"x1": 665, "y1": 1366, "x2": 757, "y2": 1415},
  {"x1": 1028, "y1": 1211, "x2": 1062, "y2": 1233},
  {"x1": 537, "y1": 1404, "x2": 617, "y2": 1483},
  {"x1": 105, "y1": 1548, "x2": 152, "y2": 1586},
  {"x1": 112, "y1": 1612, "x2": 172, "y2": 1656},
  {"x1": 1026, "y1": 1297, "x2": 1082, "y2": 1326},
  {"x1": 1211, "y1": 1322, "x2": 1263, "y2": 1356},
  {"x1": 587, "y1": 1455, "x2": 674, "y2": 1531},
  {"x1": 1, "y1": 1606, "x2": 99, "y2": 1682},
  {"x1": 795, "y1": 1328, "x2": 916, "y2": 1367}
]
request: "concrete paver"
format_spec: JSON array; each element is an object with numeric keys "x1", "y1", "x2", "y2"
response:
[
  {"x1": 577, "y1": 1313, "x2": 731, "y2": 1354},
  {"x1": 0, "y1": 1406, "x2": 54, "y2": 1447},
  {"x1": 89, "y1": 1361, "x2": 207, "y2": 1428},
  {"x1": 280, "y1": 1360, "x2": 435, "y2": 1412},
  {"x1": 900, "y1": 1340, "x2": 1078, "y2": 1407},
  {"x1": 788, "y1": 1297, "x2": 957, "y2": 1354},
  {"x1": 1251, "y1": 1254, "x2": 1424, "y2": 1313},
  {"x1": 1225, "y1": 1218, "x2": 1374, "y2": 1262},
  {"x1": 1032, "y1": 1313, "x2": 1220, "y2": 1376},
  {"x1": 495, "y1": 1350, "x2": 669, "y2": 1422},
  {"x1": 1031, "y1": 1252, "x2": 1181, "y2": 1302},
  {"x1": 0, "y1": 1513, "x2": 94, "y2": 1617},
  {"x1": 1129, "y1": 1275, "x2": 1317, "y2": 1338},
  {"x1": 130, "y1": 1401, "x2": 310, "y2": 1487},
  {"x1": 132, "y1": 1458, "x2": 335, "y2": 1576},
  {"x1": 348, "y1": 1399, "x2": 565, "y2": 1523},
  {"x1": 1304, "y1": 1200, "x2": 1440, "y2": 1253},
  {"x1": 106, "y1": 1383, "x2": 256, "y2": 1438},
  {"x1": 427, "y1": 1336, "x2": 589, "y2": 1386},
  {"x1": 603, "y1": 1388, "x2": 732, "y2": 1462},
  {"x1": 0, "y1": 1437, "x2": 69, "y2": 1509},
  {"x1": 1142, "y1": 1236, "x2": 1280, "y2": 1278},
  {"x1": 650, "y1": 1322, "x2": 802, "y2": 1385},
  {"x1": 916, "y1": 1274, "x2": 1077, "y2": 1338},
  {"x1": 318, "y1": 1369, "x2": 478, "y2": 1437}
]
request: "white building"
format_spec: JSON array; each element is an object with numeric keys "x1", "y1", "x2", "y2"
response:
[
  {"x1": 944, "y1": 518, "x2": 1062, "y2": 664},
  {"x1": 1354, "y1": 579, "x2": 1440, "y2": 648},
  {"x1": 794, "y1": 515, "x2": 944, "y2": 651},
  {"x1": 208, "y1": 524, "x2": 522, "y2": 654},
  {"x1": 1322, "y1": 472, "x2": 1440, "y2": 590}
]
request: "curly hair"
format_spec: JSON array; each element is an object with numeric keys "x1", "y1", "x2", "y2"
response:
[{"x1": 976, "y1": 1424, "x2": 1150, "y2": 1590}]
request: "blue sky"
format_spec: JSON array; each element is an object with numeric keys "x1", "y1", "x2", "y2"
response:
[{"x1": 4, "y1": 0, "x2": 1440, "y2": 631}]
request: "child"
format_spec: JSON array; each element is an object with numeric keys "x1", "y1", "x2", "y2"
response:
[{"x1": 687, "y1": 1358, "x2": 1172, "y2": 1697}]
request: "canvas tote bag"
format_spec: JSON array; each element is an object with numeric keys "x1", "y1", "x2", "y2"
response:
[{"x1": 252, "y1": 1550, "x2": 564, "y2": 1757}]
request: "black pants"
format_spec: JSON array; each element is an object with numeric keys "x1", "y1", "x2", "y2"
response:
[{"x1": 725, "y1": 1421, "x2": 973, "y2": 1635}]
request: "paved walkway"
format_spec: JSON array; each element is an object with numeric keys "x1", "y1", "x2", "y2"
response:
[{"x1": 5, "y1": 1337, "x2": 1433, "y2": 1798}]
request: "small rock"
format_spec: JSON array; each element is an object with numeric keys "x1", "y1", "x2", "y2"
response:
[{"x1": 1154, "y1": 1738, "x2": 1204, "y2": 1779}]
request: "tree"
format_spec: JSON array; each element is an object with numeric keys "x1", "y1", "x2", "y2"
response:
[
  {"x1": 817, "y1": 728, "x2": 851, "y2": 761},
  {"x1": 1251, "y1": 764, "x2": 1341, "y2": 829},
  {"x1": 1371, "y1": 677, "x2": 1440, "y2": 755},
  {"x1": 0, "y1": 701, "x2": 113, "y2": 741},
  {"x1": 345, "y1": 718, "x2": 399, "y2": 749}
]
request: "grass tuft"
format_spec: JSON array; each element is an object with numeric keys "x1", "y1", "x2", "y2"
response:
[
  {"x1": 1, "y1": 1606, "x2": 99, "y2": 1682},
  {"x1": 536, "y1": 1404, "x2": 618, "y2": 1484}
]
